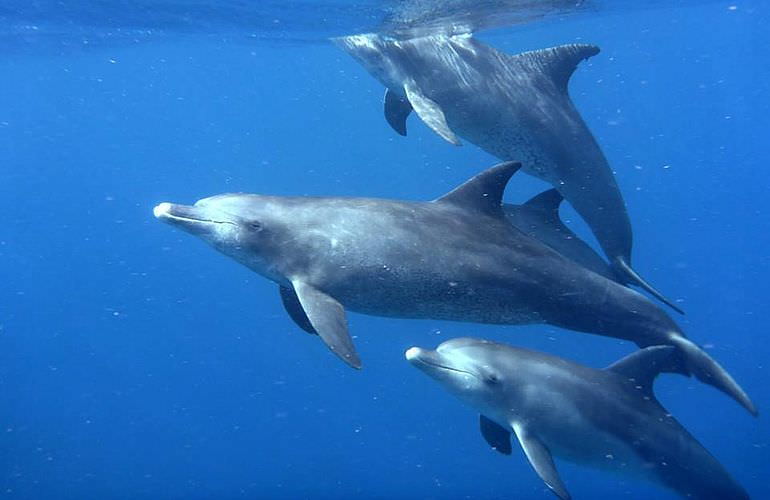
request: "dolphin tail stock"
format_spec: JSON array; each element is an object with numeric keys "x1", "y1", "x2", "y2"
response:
[
  {"x1": 614, "y1": 257, "x2": 684, "y2": 315},
  {"x1": 666, "y1": 335, "x2": 757, "y2": 416}
]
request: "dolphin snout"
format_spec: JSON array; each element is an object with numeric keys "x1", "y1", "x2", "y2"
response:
[
  {"x1": 153, "y1": 202, "x2": 173, "y2": 219},
  {"x1": 152, "y1": 202, "x2": 200, "y2": 222},
  {"x1": 152, "y1": 202, "x2": 221, "y2": 236},
  {"x1": 405, "y1": 346, "x2": 424, "y2": 362}
]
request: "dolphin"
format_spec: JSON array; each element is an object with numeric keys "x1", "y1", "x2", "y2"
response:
[
  {"x1": 335, "y1": 33, "x2": 681, "y2": 314},
  {"x1": 406, "y1": 338, "x2": 751, "y2": 499},
  {"x1": 504, "y1": 189, "x2": 617, "y2": 282},
  {"x1": 153, "y1": 161, "x2": 754, "y2": 414}
]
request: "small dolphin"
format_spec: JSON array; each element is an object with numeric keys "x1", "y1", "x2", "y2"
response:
[
  {"x1": 504, "y1": 189, "x2": 617, "y2": 282},
  {"x1": 153, "y1": 162, "x2": 754, "y2": 414},
  {"x1": 336, "y1": 33, "x2": 681, "y2": 313},
  {"x1": 406, "y1": 338, "x2": 750, "y2": 499}
]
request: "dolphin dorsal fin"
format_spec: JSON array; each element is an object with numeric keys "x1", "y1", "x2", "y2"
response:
[
  {"x1": 435, "y1": 161, "x2": 521, "y2": 216},
  {"x1": 606, "y1": 346, "x2": 688, "y2": 391},
  {"x1": 514, "y1": 44, "x2": 600, "y2": 93},
  {"x1": 524, "y1": 188, "x2": 564, "y2": 216}
]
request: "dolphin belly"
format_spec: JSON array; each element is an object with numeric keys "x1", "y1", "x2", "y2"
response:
[
  {"x1": 323, "y1": 271, "x2": 545, "y2": 325},
  {"x1": 547, "y1": 426, "x2": 654, "y2": 483}
]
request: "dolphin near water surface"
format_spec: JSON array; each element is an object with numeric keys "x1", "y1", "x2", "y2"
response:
[{"x1": 336, "y1": 33, "x2": 681, "y2": 313}]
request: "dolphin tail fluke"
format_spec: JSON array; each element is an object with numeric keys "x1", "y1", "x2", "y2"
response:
[
  {"x1": 614, "y1": 258, "x2": 684, "y2": 315},
  {"x1": 668, "y1": 335, "x2": 757, "y2": 416}
]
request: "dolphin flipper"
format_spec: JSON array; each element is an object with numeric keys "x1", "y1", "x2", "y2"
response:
[
  {"x1": 512, "y1": 421, "x2": 571, "y2": 500},
  {"x1": 666, "y1": 335, "x2": 757, "y2": 416},
  {"x1": 279, "y1": 285, "x2": 316, "y2": 334},
  {"x1": 404, "y1": 81, "x2": 461, "y2": 145},
  {"x1": 615, "y1": 258, "x2": 684, "y2": 315},
  {"x1": 291, "y1": 280, "x2": 362, "y2": 369},
  {"x1": 479, "y1": 415, "x2": 512, "y2": 455},
  {"x1": 384, "y1": 89, "x2": 412, "y2": 136}
]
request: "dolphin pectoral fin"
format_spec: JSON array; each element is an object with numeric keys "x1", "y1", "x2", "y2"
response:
[
  {"x1": 435, "y1": 161, "x2": 521, "y2": 217},
  {"x1": 291, "y1": 280, "x2": 362, "y2": 369},
  {"x1": 512, "y1": 422, "x2": 571, "y2": 500},
  {"x1": 479, "y1": 415, "x2": 512, "y2": 455},
  {"x1": 279, "y1": 285, "x2": 316, "y2": 334},
  {"x1": 666, "y1": 335, "x2": 757, "y2": 416},
  {"x1": 384, "y1": 89, "x2": 412, "y2": 136},
  {"x1": 614, "y1": 258, "x2": 684, "y2": 315},
  {"x1": 403, "y1": 82, "x2": 461, "y2": 146}
]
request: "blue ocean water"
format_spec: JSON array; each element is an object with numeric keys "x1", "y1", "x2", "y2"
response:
[{"x1": 1, "y1": 1, "x2": 768, "y2": 498}]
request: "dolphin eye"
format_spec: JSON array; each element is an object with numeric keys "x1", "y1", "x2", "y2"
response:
[
  {"x1": 248, "y1": 221, "x2": 263, "y2": 232},
  {"x1": 484, "y1": 374, "x2": 500, "y2": 385}
]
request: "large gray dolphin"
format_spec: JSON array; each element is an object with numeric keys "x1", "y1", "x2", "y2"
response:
[
  {"x1": 335, "y1": 33, "x2": 681, "y2": 314},
  {"x1": 406, "y1": 338, "x2": 750, "y2": 499},
  {"x1": 504, "y1": 189, "x2": 617, "y2": 282},
  {"x1": 153, "y1": 162, "x2": 754, "y2": 414}
]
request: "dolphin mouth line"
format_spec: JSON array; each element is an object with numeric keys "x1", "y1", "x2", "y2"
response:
[
  {"x1": 415, "y1": 358, "x2": 477, "y2": 378},
  {"x1": 163, "y1": 212, "x2": 234, "y2": 226}
]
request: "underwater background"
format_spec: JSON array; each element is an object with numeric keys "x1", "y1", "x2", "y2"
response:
[{"x1": 1, "y1": 1, "x2": 768, "y2": 498}]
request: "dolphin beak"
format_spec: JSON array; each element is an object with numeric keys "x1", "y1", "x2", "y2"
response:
[
  {"x1": 405, "y1": 346, "x2": 444, "y2": 371},
  {"x1": 153, "y1": 202, "x2": 219, "y2": 235},
  {"x1": 405, "y1": 346, "x2": 426, "y2": 363},
  {"x1": 406, "y1": 346, "x2": 436, "y2": 375},
  {"x1": 406, "y1": 346, "x2": 475, "y2": 381},
  {"x1": 153, "y1": 202, "x2": 174, "y2": 219}
]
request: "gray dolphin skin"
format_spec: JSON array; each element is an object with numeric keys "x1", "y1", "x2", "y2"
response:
[
  {"x1": 153, "y1": 162, "x2": 755, "y2": 414},
  {"x1": 504, "y1": 189, "x2": 618, "y2": 282},
  {"x1": 335, "y1": 33, "x2": 682, "y2": 314},
  {"x1": 406, "y1": 339, "x2": 750, "y2": 499}
]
